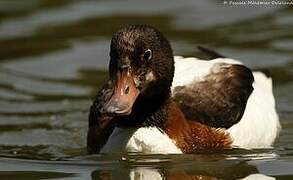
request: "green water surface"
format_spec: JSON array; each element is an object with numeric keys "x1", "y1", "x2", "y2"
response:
[{"x1": 0, "y1": 0, "x2": 293, "y2": 179}]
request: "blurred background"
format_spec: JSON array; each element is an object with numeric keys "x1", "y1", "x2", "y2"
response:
[{"x1": 0, "y1": 0, "x2": 292, "y2": 179}]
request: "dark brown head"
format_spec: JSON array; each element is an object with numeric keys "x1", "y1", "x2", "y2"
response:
[{"x1": 103, "y1": 25, "x2": 174, "y2": 116}]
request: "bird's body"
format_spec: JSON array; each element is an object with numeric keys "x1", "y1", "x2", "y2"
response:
[
  {"x1": 172, "y1": 56, "x2": 280, "y2": 149},
  {"x1": 87, "y1": 25, "x2": 280, "y2": 154}
]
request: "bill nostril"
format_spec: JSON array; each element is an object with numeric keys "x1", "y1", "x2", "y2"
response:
[{"x1": 124, "y1": 85, "x2": 130, "y2": 95}]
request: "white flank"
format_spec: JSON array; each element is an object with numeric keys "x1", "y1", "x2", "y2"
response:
[
  {"x1": 227, "y1": 72, "x2": 281, "y2": 148},
  {"x1": 101, "y1": 127, "x2": 182, "y2": 154},
  {"x1": 172, "y1": 56, "x2": 280, "y2": 149}
]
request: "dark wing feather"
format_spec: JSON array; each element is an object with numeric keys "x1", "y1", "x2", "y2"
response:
[
  {"x1": 87, "y1": 81, "x2": 116, "y2": 154},
  {"x1": 173, "y1": 63, "x2": 254, "y2": 129}
]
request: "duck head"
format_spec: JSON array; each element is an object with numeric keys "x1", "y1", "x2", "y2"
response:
[{"x1": 103, "y1": 25, "x2": 174, "y2": 116}]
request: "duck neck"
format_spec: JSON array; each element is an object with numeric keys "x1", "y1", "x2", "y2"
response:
[{"x1": 116, "y1": 89, "x2": 171, "y2": 129}]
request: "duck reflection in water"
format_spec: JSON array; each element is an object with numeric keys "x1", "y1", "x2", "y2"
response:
[{"x1": 91, "y1": 162, "x2": 275, "y2": 180}]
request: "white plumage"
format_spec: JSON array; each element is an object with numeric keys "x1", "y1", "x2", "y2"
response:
[
  {"x1": 101, "y1": 127, "x2": 182, "y2": 154},
  {"x1": 227, "y1": 72, "x2": 280, "y2": 148}
]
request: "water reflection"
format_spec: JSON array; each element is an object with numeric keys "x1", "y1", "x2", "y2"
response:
[
  {"x1": 91, "y1": 163, "x2": 273, "y2": 180},
  {"x1": 1, "y1": 150, "x2": 290, "y2": 179},
  {"x1": 87, "y1": 152, "x2": 278, "y2": 180}
]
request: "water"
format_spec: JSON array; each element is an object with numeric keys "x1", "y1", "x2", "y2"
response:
[{"x1": 0, "y1": 0, "x2": 292, "y2": 179}]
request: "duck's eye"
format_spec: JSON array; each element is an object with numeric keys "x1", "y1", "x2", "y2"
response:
[{"x1": 143, "y1": 49, "x2": 152, "y2": 61}]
